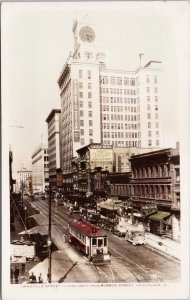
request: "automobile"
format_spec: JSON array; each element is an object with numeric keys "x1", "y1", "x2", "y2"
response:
[{"x1": 70, "y1": 206, "x2": 80, "y2": 214}]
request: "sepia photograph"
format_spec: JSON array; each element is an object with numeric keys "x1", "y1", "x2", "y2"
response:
[{"x1": 1, "y1": 1, "x2": 189, "y2": 300}]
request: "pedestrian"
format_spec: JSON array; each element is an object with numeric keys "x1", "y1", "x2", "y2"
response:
[
  {"x1": 10, "y1": 267, "x2": 14, "y2": 283},
  {"x1": 38, "y1": 273, "x2": 43, "y2": 283},
  {"x1": 29, "y1": 272, "x2": 37, "y2": 283},
  {"x1": 14, "y1": 266, "x2": 20, "y2": 284}
]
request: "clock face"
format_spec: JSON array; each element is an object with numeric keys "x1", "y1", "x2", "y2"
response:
[{"x1": 79, "y1": 26, "x2": 95, "y2": 43}]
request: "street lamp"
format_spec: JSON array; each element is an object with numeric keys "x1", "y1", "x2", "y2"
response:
[
  {"x1": 24, "y1": 206, "x2": 27, "y2": 233},
  {"x1": 47, "y1": 238, "x2": 52, "y2": 283},
  {"x1": 47, "y1": 186, "x2": 52, "y2": 283}
]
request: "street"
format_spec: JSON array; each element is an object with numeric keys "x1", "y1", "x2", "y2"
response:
[{"x1": 25, "y1": 196, "x2": 180, "y2": 283}]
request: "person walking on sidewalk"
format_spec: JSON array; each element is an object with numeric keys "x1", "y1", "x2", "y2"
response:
[
  {"x1": 14, "y1": 266, "x2": 20, "y2": 284},
  {"x1": 29, "y1": 272, "x2": 37, "y2": 283},
  {"x1": 38, "y1": 273, "x2": 43, "y2": 283}
]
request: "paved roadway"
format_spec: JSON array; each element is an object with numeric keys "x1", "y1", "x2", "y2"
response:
[{"x1": 25, "y1": 197, "x2": 180, "y2": 283}]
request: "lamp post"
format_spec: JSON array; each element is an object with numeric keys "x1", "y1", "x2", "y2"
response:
[
  {"x1": 47, "y1": 186, "x2": 52, "y2": 283},
  {"x1": 24, "y1": 206, "x2": 27, "y2": 233},
  {"x1": 47, "y1": 238, "x2": 52, "y2": 283}
]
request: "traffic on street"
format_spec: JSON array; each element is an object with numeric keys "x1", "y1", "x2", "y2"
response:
[{"x1": 21, "y1": 194, "x2": 180, "y2": 283}]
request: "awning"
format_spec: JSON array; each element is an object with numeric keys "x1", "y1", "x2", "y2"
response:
[
  {"x1": 149, "y1": 211, "x2": 170, "y2": 221},
  {"x1": 19, "y1": 226, "x2": 48, "y2": 236}
]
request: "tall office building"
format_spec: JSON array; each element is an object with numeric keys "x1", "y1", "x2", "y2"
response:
[
  {"x1": 58, "y1": 16, "x2": 162, "y2": 175},
  {"x1": 46, "y1": 109, "x2": 61, "y2": 189},
  {"x1": 31, "y1": 144, "x2": 49, "y2": 192}
]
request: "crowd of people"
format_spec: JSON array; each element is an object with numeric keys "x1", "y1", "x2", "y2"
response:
[{"x1": 11, "y1": 266, "x2": 44, "y2": 284}]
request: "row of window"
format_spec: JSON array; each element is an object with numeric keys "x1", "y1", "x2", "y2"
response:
[
  {"x1": 105, "y1": 140, "x2": 140, "y2": 147},
  {"x1": 103, "y1": 132, "x2": 139, "y2": 139},
  {"x1": 147, "y1": 87, "x2": 158, "y2": 93},
  {"x1": 101, "y1": 97, "x2": 139, "y2": 104},
  {"x1": 79, "y1": 70, "x2": 91, "y2": 80},
  {"x1": 132, "y1": 185, "x2": 171, "y2": 200},
  {"x1": 103, "y1": 123, "x2": 139, "y2": 130},
  {"x1": 101, "y1": 88, "x2": 137, "y2": 95},
  {"x1": 132, "y1": 165, "x2": 170, "y2": 179},
  {"x1": 147, "y1": 113, "x2": 159, "y2": 120},
  {"x1": 102, "y1": 114, "x2": 140, "y2": 121},
  {"x1": 102, "y1": 105, "x2": 138, "y2": 113},
  {"x1": 146, "y1": 75, "x2": 158, "y2": 84},
  {"x1": 101, "y1": 76, "x2": 137, "y2": 86},
  {"x1": 148, "y1": 122, "x2": 159, "y2": 129}
]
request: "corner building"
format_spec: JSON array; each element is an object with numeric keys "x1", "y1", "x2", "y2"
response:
[{"x1": 58, "y1": 16, "x2": 162, "y2": 175}]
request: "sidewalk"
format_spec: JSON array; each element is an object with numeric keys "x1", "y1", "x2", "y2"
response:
[{"x1": 145, "y1": 232, "x2": 181, "y2": 260}]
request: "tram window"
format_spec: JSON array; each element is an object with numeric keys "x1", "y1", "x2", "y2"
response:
[
  {"x1": 98, "y1": 239, "x2": 103, "y2": 247},
  {"x1": 92, "y1": 238, "x2": 97, "y2": 246},
  {"x1": 104, "y1": 238, "x2": 107, "y2": 247}
]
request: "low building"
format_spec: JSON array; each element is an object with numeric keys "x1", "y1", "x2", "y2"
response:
[
  {"x1": 113, "y1": 146, "x2": 159, "y2": 173},
  {"x1": 31, "y1": 144, "x2": 49, "y2": 193},
  {"x1": 76, "y1": 143, "x2": 113, "y2": 206},
  {"x1": 129, "y1": 145, "x2": 180, "y2": 240}
]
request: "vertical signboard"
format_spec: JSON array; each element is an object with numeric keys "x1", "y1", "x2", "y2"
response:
[{"x1": 73, "y1": 80, "x2": 80, "y2": 142}]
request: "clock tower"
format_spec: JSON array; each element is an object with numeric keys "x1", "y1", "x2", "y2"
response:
[{"x1": 72, "y1": 16, "x2": 96, "y2": 49}]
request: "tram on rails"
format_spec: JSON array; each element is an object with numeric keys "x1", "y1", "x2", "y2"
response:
[{"x1": 68, "y1": 219, "x2": 111, "y2": 264}]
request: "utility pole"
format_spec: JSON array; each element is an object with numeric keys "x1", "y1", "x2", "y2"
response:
[{"x1": 47, "y1": 186, "x2": 52, "y2": 283}]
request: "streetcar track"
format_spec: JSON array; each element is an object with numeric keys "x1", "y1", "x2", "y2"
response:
[
  {"x1": 30, "y1": 199, "x2": 151, "y2": 282},
  {"x1": 110, "y1": 247, "x2": 152, "y2": 282}
]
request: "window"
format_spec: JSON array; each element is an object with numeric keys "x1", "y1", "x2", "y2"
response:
[
  {"x1": 155, "y1": 113, "x2": 159, "y2": 119},
  {"x1": 176, "y1": 169, "x2": 180, "y2": 182},
  {"x1": 156, "y1": 122, "x2": 159, "y2": 128},
  {"x1": 89, "y1": 138, "x2": 93, "y2": 144},
  {"x1": 147, "y1": 104, "x2": 151, "y2": 110},
  {"x1": 79, "y1": 101, "x2": 83, "y2": 108},
  {"x1": 147, "y1": 87, "x2": 150, "y2": 93},
  {"x1": 155, "y1": 87, "x2": 158, "y2": 93},
  {"x1": 88, "y1": 111, "x2": 92, "y2": 117},
  {"x1": 156, "y1": 140, "x2": 159, "y2": 146},
  {"x1": 88, "y1": 92, "x2": 92, "y2": 99},
  {"x1": 147, "y1": 113, "x2": 151, "y2": 119},
  {"x1": 111, "y1": 76, "x2": 116, "y2": 85},
  {"x1": 89, "y1": 120, "x2": 93, "y2": 126},
  {"x1": 102, "y1": 76, "x2": 109, "y2": 84},
  {"x1": 156, "y1": 131, "x2": 159, "y2": 137},
  {"x1": 154, "y1": 76, "x2": 158, "y2": 84},
  {"x1": 88, "y1": 70, "x2": 91, "y2": 79},
  {"x1": 80, "y1": 110, "x2": 83, "y2": 117},
  {"x1": 92, "y1": 238, "x2": 97, "y2": 246},
  {"x1": 79, "y1": 92, "x2": 83, "y2": 98},
  {"x1": 148, "y1": 131, "x2": 151, "y2": 137},
  {"x1": 148, "y1": 140, "x2": 152, "y2": 146},
  {"x1": 98, "y1": 239, "x2": 103, "y2": 247},
  {"x1": 155, "y1": 105, "x2": 158, "y2": 111},
  {"x1": 89, "y1": 129, "x2": 93, "y2": 136},
  {"x1": 81, "y1": 138, "x2": 85, "y2": 145},
  {"x1": 79, "y1": 70, "x2": 82, "y2": 79},
  {"x1": 79, "y1": 82, "x2": 83, "y2": 89},
  {"x1": 88, "y1": 83, "x2": 92, "y2": 89},
  {"x1": 155, "y1": 96, "x2": 158, "y2": 102},
  {"x1": 147, "y1": 96, "x2": 150, "y2": 102},
  {"x1": 117, "y1": 77, "x2": 122, "y2": 85},
  {"x1": 88, "y1": 102, "x2": 92, "y2": 109},
  {"x1": 80, "y1": 129, "x2": 84, "y2": 135},
  {"x1": 80, "y1": 120, "x2": 84, "y2": 126},
  {"x1": 146, "y1": 75, "x2": 150, "y2": 84}
]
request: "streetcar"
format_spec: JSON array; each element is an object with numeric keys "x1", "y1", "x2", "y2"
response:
[{"x1": 68, "y1": 219, "x2": 111, "y2": 264}]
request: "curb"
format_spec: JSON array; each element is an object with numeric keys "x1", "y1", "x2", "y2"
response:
[{"x1": 144, "y1": 243, "x2": 180, "y2": 263}]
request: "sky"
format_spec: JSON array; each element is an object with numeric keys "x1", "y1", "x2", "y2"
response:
[{"x1": 2, "y1": 1, "x2": 189, "y2": 177}]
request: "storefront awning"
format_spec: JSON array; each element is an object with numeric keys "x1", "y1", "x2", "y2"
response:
[{"x1": 149, "y1": 211, "x2": 170, "y2": 221}]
